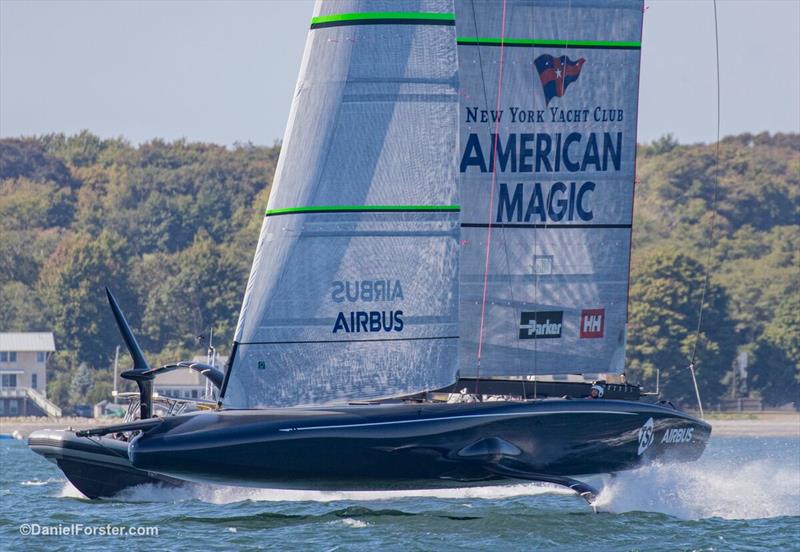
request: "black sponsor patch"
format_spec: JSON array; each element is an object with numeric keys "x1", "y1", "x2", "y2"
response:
[{"x1": 519, "y1": 311, "x2": 563, "y2": 339}]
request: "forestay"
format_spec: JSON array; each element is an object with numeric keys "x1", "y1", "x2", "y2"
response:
[
  {"x1": 455, "y1": 0, "x2": 643, "y2": 377},
  {"x1": 221, "y1": 0, "x2": 461, "y2": 408}
]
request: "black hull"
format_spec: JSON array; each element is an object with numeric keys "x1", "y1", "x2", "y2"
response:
[
  {"x1": 130, "y1": 399, "x2": 710, "y2": 491},
  {"x1": 27, "y1": 429, "x2": 183, "y2": 499}
]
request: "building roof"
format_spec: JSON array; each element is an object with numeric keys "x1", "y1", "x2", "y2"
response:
[{"x1": 0, "y1": 332, "x2": 56, "y2": 352}]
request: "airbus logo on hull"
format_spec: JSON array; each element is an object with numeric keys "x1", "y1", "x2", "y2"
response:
[{"x1": 661, "y1": 427, "x2": 694, "y2": 444}]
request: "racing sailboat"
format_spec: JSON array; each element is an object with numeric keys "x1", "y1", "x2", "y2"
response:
[{"x1": 30, "y1": 0, "x2": 710, "y2": 506}]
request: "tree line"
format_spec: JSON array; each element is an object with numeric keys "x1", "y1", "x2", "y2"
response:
[{"x1": 0, "y1": 131, "x2": 797, "y2": 409}]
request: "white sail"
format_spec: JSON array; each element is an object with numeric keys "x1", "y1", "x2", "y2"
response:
[
  {"x1": 454, "y1": 0, "x2": 643, "y2": 377},
  {"x1": 221, "y1": 1, "x2": 461, "y2": 408}
]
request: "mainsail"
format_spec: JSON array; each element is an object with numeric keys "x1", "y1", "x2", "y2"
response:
[
  {"x1": 222, "y1": 0, "x2": 644, "y2": 408},
  {"x1": 221, "y1": 1, "x2": 461, "y2": 408},
  {"x1": 454, "y1": 0, "x2": 643, "y2": 377}
]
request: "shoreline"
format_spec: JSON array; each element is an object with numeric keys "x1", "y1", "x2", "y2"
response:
[
  {"x1": 0, "y1": 417, "x2": 117, "y2": 439},
  {"x1": 2, "y1": 412, "x2": 798, "y2": 439},
  {"x1": 705, "y1": 415, "x2": 799, "y2": 438}
]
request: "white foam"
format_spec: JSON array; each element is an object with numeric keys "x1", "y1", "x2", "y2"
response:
[
  {"x1": 107, "y1": 481, "x2": 571, "y2": 505},
  {"x1": 338, "y1": 518, "x2": 369, "y2": 528},
  {"x1": 594, "y1": 457, "x2": 800, "y2": 520},
  {"x1": 57, "y1": 481, "x2": 87, "y2": 499},
  {"x1": 114, "y1": 482, "x2": 198, "y2": 502},
  {"x1": 21, "y1": 478, "x2": 61, "y2": 486}
]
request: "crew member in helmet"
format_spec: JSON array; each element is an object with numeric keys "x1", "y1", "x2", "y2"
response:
[{"x1": 588, "y1": 383, "x2": 605, "y2": 399}]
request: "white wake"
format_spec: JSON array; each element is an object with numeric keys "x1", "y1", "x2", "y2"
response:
[
  {"x1": 594, "y1": 456, "x2": 800, "y2": 520},
  {"x1": 111, "y1": 480, "x2": 572, "y2": 504}
]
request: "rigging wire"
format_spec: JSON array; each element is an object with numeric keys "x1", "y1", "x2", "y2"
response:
[
  {"x1": 475, "y1": 0, "x2": 509, "y2": 397},
  {"x1": 484, "y1": 9, "x2": 527, "y2": 401},
  {"x1": 468, "y1": 0, "x2": 488, "y2": 396},
  {"x1": 528, "y1": 0, "x2": 572, "y2": 400},
  {"x1": 528, "y1": 0, "x2": 539, "y2": 400},
  {"x1": 687, "y1": 0, "x2": 722, "y2": 420}
]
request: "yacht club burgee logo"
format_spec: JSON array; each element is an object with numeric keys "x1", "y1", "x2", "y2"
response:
[{"x1": 534, "y1": 54, "x2": 586, "y2": 104}]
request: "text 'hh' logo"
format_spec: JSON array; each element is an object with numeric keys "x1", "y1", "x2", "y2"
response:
[{"x1": 580, "y1": 308, "x2": 605, "y2": 339}]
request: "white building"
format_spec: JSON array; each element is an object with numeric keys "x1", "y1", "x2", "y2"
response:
[{"x1": 0, "y1": 332, "x2": 61, "y2": 417}]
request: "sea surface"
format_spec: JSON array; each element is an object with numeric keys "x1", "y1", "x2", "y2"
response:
[{"x1": 1, "y1": 434, "x2": 798, "y2": 551}]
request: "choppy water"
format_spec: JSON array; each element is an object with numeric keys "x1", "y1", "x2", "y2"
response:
[{"x1": 1, "y1": 435, "x2": 798, "y2": 551}]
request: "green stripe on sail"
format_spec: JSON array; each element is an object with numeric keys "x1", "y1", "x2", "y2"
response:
[
  {"x1": 457, "y1": 37, "x2": 641, "y2": 49},
  {"x1": 266, "y1": 205, "x2": 460, "y2": 216},
  {"x1": 312, "y1": 12, "x2": 455, "y2": 25}
]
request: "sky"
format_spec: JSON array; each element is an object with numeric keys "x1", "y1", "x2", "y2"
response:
[{"x1": 1, "y1": 0, "x2": 798, "y2": 146}]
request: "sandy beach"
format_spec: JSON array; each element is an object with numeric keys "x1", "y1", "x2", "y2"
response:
[
  {"x1": 2, "y1": 412, "x2": 798, "y2": 439},
  {"x1": 703, "y1": 412, "x2": 800, "y2": 438},
  {"x1": 0, "y1": 416, "x2": 118, "y2": 439}
]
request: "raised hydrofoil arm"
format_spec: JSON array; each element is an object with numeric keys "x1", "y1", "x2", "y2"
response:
[{"x1": 106, "y1": 287, "x2": 224, "y2": 418}]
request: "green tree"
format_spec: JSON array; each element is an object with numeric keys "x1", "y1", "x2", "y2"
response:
[
  {"x1": 38, "y1": 230, "x2": 135, "y2": 367},
  {"x1": 69, "y1": 362, "x2": 94, "y2": 407},
  {"x1": 0, "y1": 282, "x2": 47, "y2": 330},
  {"x1": 748, "y1": 293, "x2": 800, "y2": 406},
  {"x1": 45, "y1": 350, "x2": 78, "y2": 408},
  {"x1": 135, "y1": 231, "x2": 245, "y2": 354},
  {"x1": 626, "y1": 249, "x2": 736, "y2": 407},
  {"x1": 0, "y1": 138, "x2": 76, "y2": 187},
  {"x1": 84, "y1": 368, "x2": 115, "y2": 406},
  {"x1": 646, "y1": 133, "x2": 679, "y2": 155}
]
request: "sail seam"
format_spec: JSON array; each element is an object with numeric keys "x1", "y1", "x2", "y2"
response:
[
  {"x1": 238, "y1": 336, "x2": 459, "y2": 345},
  {"x1": 265, "y1": 205, "x2": 460, "y2": 217},
  {"x1": 461, "y1": 223, "x2": 632, "y2": 229},
  {"x1": 457, "y1": 37, "x2": 640, "y2": 49},
  {"x1": 311, "y1": 12, "x2": 455, "y2": 29},
  {"x1": 475, "y1": 0, "x2": 509, "y2": 387}
]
